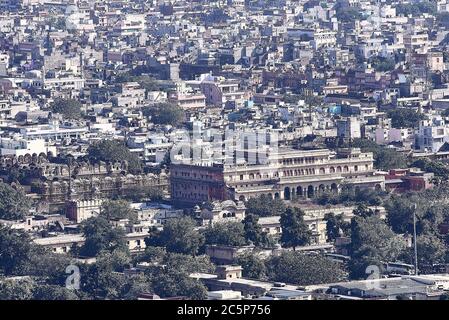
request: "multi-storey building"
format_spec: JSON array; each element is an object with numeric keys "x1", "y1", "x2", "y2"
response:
[
  {"x1": 225, "y1": 147, "x2": 384, "y2": 201},
  {"x1": 415, "y1": 117, "x2": 449, "y2": 153},
  {"x1": 170, "y1": 147, "x2": 385, "y2": 205}
]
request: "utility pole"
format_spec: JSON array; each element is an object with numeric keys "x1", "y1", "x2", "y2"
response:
[{"x1": 413, "y1": 203, "x2": 418, "y2": 275}]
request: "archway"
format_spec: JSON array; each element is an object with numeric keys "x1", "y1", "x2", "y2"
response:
[
  {"x1": 284, "y1": 187, "x2": 291, "y2": 200},
  {"x1": 297, "y1": 186, "x2": 303, "y2": 197},
  {"x1": 331, "y1": 183, "x2": 338, "y2": 193},
  {"x1": 307, "y1": 185, "x2": 314, "y2": 198}
]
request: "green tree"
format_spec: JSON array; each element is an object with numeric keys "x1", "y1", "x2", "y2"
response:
[
  {"x1": 150, "y1": 269, "x2": 207, "y2": 299},
  {"x1": 243, "y1": 214, "x2": 261, "y2": 244},
  {"x1": 266, "y1": 251, "x2": 347, "y2": 285},
  {"x1": 374, "y1": 148, "x2": 408, "y2": 170},
  {"x1": 204, "y1": 221, "x2": 247, "y2": 247},
  {"x1": 162, "y1": 252, "x2": 215, "y2": 275},
  {"x1": 402, "y1": 233, "x2": 447, "y2": 269},
  {"x1": 143, "y1": 103, "x2": 184, "y2": 127},
  {"x1": 369, "y1": 56, "x2": 395, "y2": 72},
  {"x1": 385, "y1": 196, "x2": 417, "y2": 234},
  {"x1": 353, "y1": 204, "x2": 376, "y2": 218},
  {"x1": 387, "y1": 109, "x2": 425, "y2": 129},
  {"x1": 87, "y1": 140, "x2": 142, "y2": 173},
  {"x1": 0, "y1": 226, "x2": 35, "y2": 275},
  {"x1": 27, "y1": 247, "x2": 74, "y2": 286},
  {"x1": 0, "y1": 182, "x2": 32, "y2": 220},
  {"x1": 335, "y1": 6, "x2": 363, "y2": 23},
  {"x1": 80, "y1": 216, "x2": 128, "y2": 257},
  {"x1": 33, "y1": 285, "x2": 79, "y2": 300},
  {"x1": 349, "y1": 216, "x2": 406, "y2": 279},
  {"x1": 119, "y1": 273, "x2": 153, "y2": 300},
  {"x1": 142, "y1": 251, "x2": 213, "y2": 299},
  {"x1": 133, "y1": 246, "x2": 166, "y2": 265},
  {"x1": 50, "y1": 98, "x2": 83, "y2": 119},
  {"x1": 412, "y1": 158, "x2": 449, "y2": 182},
  {"x1": 0, "y1": 277, "x2": 35, "y2": 300},
  {"x1": 246, "y1": 194, "x2": 286, "y2": 217},
  {"x1": 100, "y1": 200, "x2": 137, "y2": 222},
  {"x1": 236, "y1": 252, "x2": 267, "y2": 280},
  {"x1": 395, "y1": 1, "x2": 436, "y2": 16},
  {"x1": 243, "y1": 214, "x2": 272, "y2": 247},
  {"x1": 121, "y1": 185, "x2": 164, "y2": 202},
  {"x1": 146, "y1": 217, "x2": 204, "y2": 256},
  {"x1": 80, "y1": 250, "x2": 136, "y2": 299},
  {"x1": 324, "y1": 212, "x2": 349, "y2": 242},
  {"x1": 345, "y1": 138, "x2": 408, "y2": 170},
  {"x1": 280, "y1": 207, "x2": 311, "y2": 250}
]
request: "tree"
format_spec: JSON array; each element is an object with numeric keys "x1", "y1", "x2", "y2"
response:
[
  {"x1": 243, "y1": 214, "x2": 276, "y2": 248},
  {"x1": 121, "y1": 185, "x2": 164, "y2": 202},
  {"x1": 27, "y1": 247, "x2": 74, "y2": 286},
  {"x1": 349, "y1": 216, "x2": 406, "y2": 279},
  {"x1": 0, "y1": 277, "x2": 35, "y2": 300},
  {"x1": 133, "y1": 246, "x2": 166, "y2": 265},
  {"x1": 395, "y1": 1, "x2": 436, "y2": 16},
  {"x1": 345, "y1": 138, "x2": 408, "y2": 170},
  {"x1": 266, "y1": 251, "x2": 346, "y2": 286},
  {"x1": 384, "y1": 193, "x2": 435, "y2": 235},
  {"x1": 236, "y1": 252, "x2": 267, "y2": 280},
  {"x1": 0, "y1": 182, "x2": 32, "y2": 220},
  {"x1": 246, "y1": 194, "x2": 286, "y2": 217},
  {"x1": 162, "y1": 252, "x2": 215, "y2": 275},
  {"x1": 204, "y1": 221, "x2": 247, "y2": 247},
  {"x1": 412, "y1": 159, "x2": 449, "y2": 182},
  {"x1": 335, "y1": 6, "x2": 363, "y2": 23},
  {"x1": 143, "y1": 103, "x2": 184, "y2": 127},
  {"x1": 87, "y1": 140, "x2": 142, "y2": 174},
  {"x1": 50, "y1": 98, "x2": 83, "y2": 119},
  {"x1": 0, "y1": 226, "x2": 35, "y2": 275},
  {"x1": 150, "y1": 269, "x2": 207, "y2": 299},
  {"x1": 353, "y1": 204, "x2": 376, "y2": 218},
  {"x1": 33, "y1": 285, "x2": 79, "y2": 300},
  {"x1": 146, "y1": 217, "x2": 204, "y2": 256},
  {"x1": 80, "y1": 216, "x2": 128, "y2": 257},
  {"x1": 387, "y1": 109, "x2": 425, "y2": 129},
  {"x1": 243, "y1": 214, "x2": 264, "y2": 246},
  {"x1": 369, "y1": 56, "x2": 395, "y2": 72},
  {"x1": 141, "y1": 251, "x2": 213, "y2": 299},
  {"x1": 324, "y1": 213, "x2": 349, "y2": 242},
  {"x1": 100, "y1": 200, "x2": 137, "y2": 222},
  {"x1": 119, "y1": 273, "x2": 152, "y2": 300},
  {"x1": 280, "y1": 207, "x2": 311, "y2": 250},
  {"x1": 401, "y1": 233, "x2": 447, "y2": 269},
  {"x1": 80, "y1": 250, "x2": 136, "y2": 299},
  {"x1": 374, "y1": 148, "x2": 408, "y2": 170}
]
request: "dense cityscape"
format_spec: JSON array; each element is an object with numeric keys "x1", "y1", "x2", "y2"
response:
[{"x1": 1, "y1": 0, "x2": 449, "y2": 302}]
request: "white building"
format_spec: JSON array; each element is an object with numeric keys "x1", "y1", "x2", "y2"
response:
[
  {"x1": 0, "y1": 137, "x2": 56, "y2": 156},
  {"x1": 415, "y1": 117, "x2": 449, "y2": 153}
]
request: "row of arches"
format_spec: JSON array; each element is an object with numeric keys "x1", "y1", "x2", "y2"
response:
[
  {"x1": 237, "y1": 183, "x2": 339, "y2": 202},
  {"x1": 283, "y1": 183, "x2": 339, "y2": 200},
  {"x1": 241, "y1": 164, "x2": 367, "y2": 182}
]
